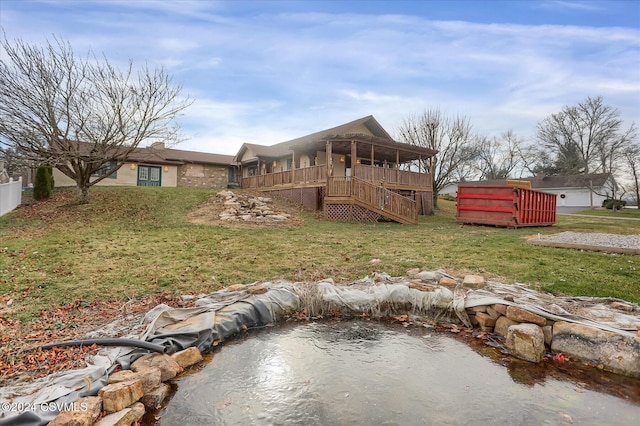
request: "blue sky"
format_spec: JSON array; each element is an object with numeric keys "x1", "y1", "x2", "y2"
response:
[{"x1": 1, "y1": 0, "x2": 639, "y2": 156}]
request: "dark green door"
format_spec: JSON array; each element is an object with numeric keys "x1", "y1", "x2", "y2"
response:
[{"x1": 137, "y1": 166, "x2": 162, "y2": 187}]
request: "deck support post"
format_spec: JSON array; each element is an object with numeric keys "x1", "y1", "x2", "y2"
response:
[
  {"x1": 351, "y1": 140, "x2": 357, "y2": 173},
  {"x1": 326, "y1": 140, "x2": 333, "y2": 177}
]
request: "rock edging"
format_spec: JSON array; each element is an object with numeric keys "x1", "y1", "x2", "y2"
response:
[{"x1": 49, "y1": 348, "x2": 203, "y2": 426}]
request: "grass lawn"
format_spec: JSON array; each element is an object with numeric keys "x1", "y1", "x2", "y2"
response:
[
  {"x1": 1, "y1": 186, "x2": 639, "y2": 324},
  {"x1": 571, "y1": 207, "x2": 640, "y2": 219}
]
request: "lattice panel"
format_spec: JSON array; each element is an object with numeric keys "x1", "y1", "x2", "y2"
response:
[
  {"x1": 325, "y1": 204, "x2": 382, "y2": 222},
  {"x1": 351, "y1": 205, "x2": 383, "y2": 222}
]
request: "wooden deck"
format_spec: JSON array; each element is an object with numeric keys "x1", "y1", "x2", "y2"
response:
[
  {"x1": 242, "y1": 164, "x2": 430, "y2": 191},
  {"x1": 241, "y1": 164, "x2": 428, "y2": 224}
]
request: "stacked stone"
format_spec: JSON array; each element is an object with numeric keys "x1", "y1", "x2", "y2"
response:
[
  {"x1": 460, "y1": 277, "x2": 639, "y2": 377},
  {"x1": 217, "y1": 191, "x2": 291, "y2": 223},
  {"x1": 49, "y1": 347, "x2": 203, "y2": 426},
  {"x1": 407, "y1": 270, "x2": 640, "y2": 377}
]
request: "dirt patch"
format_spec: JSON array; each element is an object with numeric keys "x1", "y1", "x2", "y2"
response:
[{"x1": 187, "y1": 190, "x2": 305, "y2": 227}]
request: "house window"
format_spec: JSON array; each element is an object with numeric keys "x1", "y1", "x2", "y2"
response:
[
  {"x1": 92, "y1": 161, "x2": 118, "y2": 179},
  {"x1": 286, "y1": 158, "x2": 292, "y2": 170},
  {"x1": 137, "y1": 165, "x2": 162, "y2": 186}
]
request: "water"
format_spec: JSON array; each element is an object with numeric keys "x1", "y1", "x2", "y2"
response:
[{"x1": 156, "y1": 320, "x2": 640, "y2": 425}]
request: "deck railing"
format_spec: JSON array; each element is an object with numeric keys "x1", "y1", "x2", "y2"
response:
[
  {"x1": 352, "y1": 164, "x2": 431, "y2": 189},
  {"x1": 242, "y1": 165, "x2": 327, "y2": 189},
  {"x1": 242, "y1": 164, "x2": 430, "y2": 191},
  {"x1": 327, "y1": 176, "x2": 418, "y2": 224}
]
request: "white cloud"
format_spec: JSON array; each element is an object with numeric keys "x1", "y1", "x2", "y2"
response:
[{"x1": 1, "y1": 2, "x2": 638, "y2": 153}]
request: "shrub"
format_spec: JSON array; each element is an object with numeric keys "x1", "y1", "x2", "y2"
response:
[
  {"x1": 602, "y1": 198, "x2": 627, "y2": 210},
  {"x1": 33, "y1": 166, "x2": 52, "y2": 200}
]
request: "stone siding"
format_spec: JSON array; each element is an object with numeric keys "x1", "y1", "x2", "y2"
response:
[{"x1": 177, "y1": 164, "x2": 229, "y2": 188}]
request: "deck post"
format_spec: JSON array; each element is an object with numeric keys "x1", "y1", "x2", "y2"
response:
[
  {"x1": 351, "y1": 140, "x2": 357, "y2": 171},
  {"x1": 326, "y1": 140, "x2": 333, "y2": 177},
  {"x1": 371, "y1": 144, "x2": 374, "y2": 175}
]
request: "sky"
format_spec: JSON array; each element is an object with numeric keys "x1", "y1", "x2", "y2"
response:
[{"x1": 1, "y1": 0, "x2": 639, "y2": 156}]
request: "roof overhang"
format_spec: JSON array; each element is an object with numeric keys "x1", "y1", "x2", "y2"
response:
[{"x1": 290, "y1": 134, "x2": 437, "y2": 163}]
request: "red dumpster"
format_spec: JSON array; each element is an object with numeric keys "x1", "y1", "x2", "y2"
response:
[{"x1": 456, "y1": 185, "x2": 556, "y2": 228}]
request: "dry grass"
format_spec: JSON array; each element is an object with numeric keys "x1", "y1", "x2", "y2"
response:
[{"x1": 1, "y1": 186, "x2": 639, "y2": 327}]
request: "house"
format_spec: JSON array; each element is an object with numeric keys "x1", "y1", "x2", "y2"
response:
[
  {"x1": 53, "y1": 142, "x2": 238, "y2": 189},
  {"x1": 235, "y1": 115, "x2": 437, "y2": 224},
  {"x1": 444, "y1": 173, "x2": 617, "y2": 212}
]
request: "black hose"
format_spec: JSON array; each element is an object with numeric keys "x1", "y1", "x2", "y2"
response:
[{"x1": 41, "y1": 338, "x2": 168, "y2": 354}]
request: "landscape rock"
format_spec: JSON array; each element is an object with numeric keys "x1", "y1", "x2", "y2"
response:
[
  {"x1": 131, "y1": 353, "x2": 182, "y2": 382},
  {"x1": 225, "y1": 284, "x2": 247, "y2": 292},
  {"x1": 412, "y1": 271, "x2": 441, "y2": 283},
  {"x1": 492, "y1": 304, "x2": 508, "y2": 315},
  {"x1": 408, "y1": 280, "x2": 436, "y2": 292},
  {"x1": 505, "y1": 306, "x2": 546, "y2": 326},
  {"x1": 406, "y1": 268, "x2": 420, "y2": 276},
  {"x1": 49, "y1": 396, "x2": 103, "y2": 426},
  {"x1": 438, "y1": 277, "x2": 457, "y2": 288},
  {"x1": 247, "y1": 284, "x2": 268, "y2": 295},
  {"x1": 108, "y1": 367, "x2": 161, "y2": 393},
  {"x1": 171, "y1": 347, "x2": 203, "y2": 368},
  {"x1": 216, "y1": 191, "x2": 292, "y2": 224},
  {"x1": 98, "y1": 379, "x2": 144, "y2": 413},
  {"x1": 462, "y1": 275, "x2": 485, "y2": 289},
  {"x1": 94, "y1": 402, "x2": 145, "y2": 426},
  {"x1": 475, "y1": 311, "x2": 497, "y2": 328},
  {"x1": 485, "y1": 306, "x2": 501, "y2": 320},
  {"x1": 141, "y1": 383, "x2": 171, "y2": 410},
  {"x1": 494, "y1": 316, "x2": 519, "y2": 337},
  {"x1": 468, "y1": 305, "x2": 487, "y2": 313},
  {"x1": 542, "y1": 325, "x2": 553, "y2": 346},
  {"x1": 506, "y1": 323, "x2": 545, "y2": 363},
  {"x1": 551, "y1": 321, "x2": 640, "y2": 378},
  {"x1": 48, "y1": 411, "x2": 94, "y2": 426}
]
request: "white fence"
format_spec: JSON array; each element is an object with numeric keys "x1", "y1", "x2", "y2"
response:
[{"x1": 0, "y1": 177, "x2": 22, "y2": 217}]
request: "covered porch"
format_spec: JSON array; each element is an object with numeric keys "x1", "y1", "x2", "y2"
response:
[{"x1": 241, "y1": 134, "x2": 435, "y2": 192}]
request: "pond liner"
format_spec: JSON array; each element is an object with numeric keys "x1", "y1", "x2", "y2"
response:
[{"x1": 1, "y1": 274, "x2": 638, "y2": 426}]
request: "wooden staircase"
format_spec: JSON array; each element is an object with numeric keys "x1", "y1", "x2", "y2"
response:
[{"x1": 325, "y1": 177, "x2": 418, "y2": 224}]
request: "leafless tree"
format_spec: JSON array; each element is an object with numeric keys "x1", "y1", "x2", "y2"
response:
[
  {"x1": 536, "y1": 96, "x2": 636, "y2": 175},
  {"x1": 623, "y1": 142, "x2": 640, "y2": 209},
  {"x1": 397, "y1": 108, "x2": 480, "y2": 209},
  {"x1": 0, "y1": 34, "x2": 191, "y2": 203},
  {"x1": 475, "y1": 130, "x2": 525, "y2": 180}
]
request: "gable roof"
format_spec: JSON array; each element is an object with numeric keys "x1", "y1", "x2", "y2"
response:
[
  {"x1": 463, "y1": 173, "x2": 613, "y2": 190},
  {"x1": 234, "y1": 115, "x2": 436, "y2": 163}
]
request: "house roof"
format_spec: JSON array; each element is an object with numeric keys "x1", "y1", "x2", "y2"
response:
[
  {"x1": 58, "y1": 141, "x2": 236, "y2": 166},
  {"x1": 131, "y1": 146, "x2": 235, "y2": 166},
  {"x1": 234, "y1": 115, "x2": 437, "y2": 164},
  {"x1": 462, "y1": 173, "x2": 613, "y2": 190}
]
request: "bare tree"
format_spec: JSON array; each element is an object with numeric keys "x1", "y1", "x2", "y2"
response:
[
  {"x1": 397, "y1": 108, "x2": 479, "y2": 209},
  {"x1": 475, "y1": 130, "x2": 524, "y2": 180},
  {"x1": 0, "y1": 34, "x2": 191, "y2": 203},
  {"x1": 623, "y1": 142, "x2": 640, "y2": 209},
  {"x1": 536, "y1": 96, "x2": 635, "y2": 175}
]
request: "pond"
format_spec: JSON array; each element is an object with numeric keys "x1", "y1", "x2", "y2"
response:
[{"x1": 154, "y1": 319, "x2": 640, "y2": 425}]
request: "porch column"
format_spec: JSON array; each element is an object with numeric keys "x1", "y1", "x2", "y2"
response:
[
  {"x1": 370, "y1": 144, "x2": 374, "y2": 173},
  {"x1": 326, "y1": 140, "x2": 333, "y2": 177},
  {"x1": 396, "y1": 150, "x2": 400, "y2": 168},
  {"x1": 351, "y1": 140, "x2": 357, "y2": 173}
]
